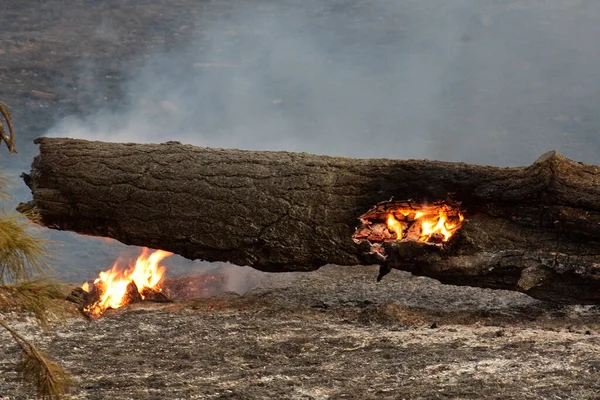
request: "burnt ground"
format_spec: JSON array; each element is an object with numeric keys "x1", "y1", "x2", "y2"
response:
[
  {"x1": 1, "y1": 266, "x2": 600, "y2": 399},
  {"x1": 2, "y1": 0, "x2": 600, "y2": 399}
]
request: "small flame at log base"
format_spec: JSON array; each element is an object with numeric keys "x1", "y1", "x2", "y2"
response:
[
  {"x1": 75, "y1": 248, "x2": 172, "y2": 319},
  {"x1": 68, "y1": 251, "x2": 242, "y2": 319}
]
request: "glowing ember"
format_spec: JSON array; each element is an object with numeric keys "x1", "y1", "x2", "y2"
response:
[
  {"x1": 353, "y1": 200, "x2": 465, "y2": 258},
  {"x1": 80, "y1": 248, "x2": 172, "y2": 318}
]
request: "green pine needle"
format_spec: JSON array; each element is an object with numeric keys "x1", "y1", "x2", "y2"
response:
[
  {"x1": 0, "y1": 211, "x2": 52, "y2": 283},
  {"x1": 0, "y1": 280, "x2": 68, "y2": 328},
  {"x1": 0, "y1": 166, "x2": 73, "y2": 399}
]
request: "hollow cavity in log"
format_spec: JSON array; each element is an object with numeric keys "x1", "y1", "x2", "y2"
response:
[{"x1": 353, "y1": 199, "x2": 465, "y2": 258}]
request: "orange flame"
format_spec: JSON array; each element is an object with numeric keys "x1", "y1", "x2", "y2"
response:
[
  {"x1": 80, "y1": 248, "x2": 172, "y2": 318},
  {"x1": 386, "y1": 214, "x2": 404, "y2": 239},
  {"x1": 353, "y1": 200, "x2": 465, "y2": 260},
  {"x1": 386, "y1": 208, "x2": 463, "y2": 243},
  {"x1": 419, "y1": 210, "x2": 453, "y2": 242}
]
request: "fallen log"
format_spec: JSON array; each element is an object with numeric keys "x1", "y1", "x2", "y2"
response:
[{"x1": 18, "y1": 137, "x2": 600, "y2": 304}]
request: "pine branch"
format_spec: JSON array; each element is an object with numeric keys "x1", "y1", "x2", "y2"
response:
[
  {"x1": 0, "y1": 319, "x2": 72, "y2": 399},
  {"x1": 0, "y1": 211, "x2": 52, "y2": 283},
  {"x1": 0, "y1": 280, "x2": 68, "y2": 328},
  {"x1": 0, "y1": 101, "x2": 17, "y2": 154}
]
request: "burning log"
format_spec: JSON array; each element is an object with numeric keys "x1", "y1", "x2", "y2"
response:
[
  {"x1": 69, "y1": 280, "x2": 169, "y2": 319},
  {"x1": 139, "y1": 287, "x2": 171, "y2": 303},
  {"x1": 69, "y1": 248, "x2": 173, "y2": 318},
  {"x1": 18, "y1": 137, "x2": 600, "y2": 304}
]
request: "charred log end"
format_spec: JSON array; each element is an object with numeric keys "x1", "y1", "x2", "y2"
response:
[
  {"x1": 20, "y1": 173, "x2": 32, "y2": 190},
  {"x1": 16, "y1": 201, "x2": 37, "y2": 216},
  {"x1": 66, "y1": 287, "x2": 91, "y2": 308},
  {"x1": 140, "y1": 287, "x2": 173, "y2": 303},
  {"x1": 123, "y1": 281, "x2": 143, "y2": 305}
]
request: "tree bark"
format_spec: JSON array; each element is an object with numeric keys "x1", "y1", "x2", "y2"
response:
[{"x1": 18, "y1": 137, "x2": 600, "y2": 304}]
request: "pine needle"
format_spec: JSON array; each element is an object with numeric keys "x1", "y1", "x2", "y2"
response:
[
  {"x1": 0, "y1": 319, "x2": 72, "y2": 399},
  {"x1": 0, "y1": 108, "x2": 70, "y2": 398},
  {"x1": 0, "y1": 172, "x2": 10, "y2": 201},
  {"x1": 0, "y1": 280, "x2": 68, "y2": 328},
  {"x1": 0, "y1": 211, "x2": 51, "y2": 283}
]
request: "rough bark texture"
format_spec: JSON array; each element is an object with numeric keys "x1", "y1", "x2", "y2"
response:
[{"x1": 19, "y1": 137, "x2": 600, "y2": 303}]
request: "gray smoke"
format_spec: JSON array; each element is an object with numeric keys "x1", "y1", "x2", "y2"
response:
[
  {"x1": 47, "y1": 0, "x2": 600, "y2": 165},
  {"x1": 33, "y1": 0, "x2": 600, "y2": 283}
]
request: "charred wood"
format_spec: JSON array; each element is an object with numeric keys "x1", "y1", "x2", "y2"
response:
[
  {"x1": 19, "y1": 138, "x2": 600, "y2": 304},
  {"x1": 67, "y1": 281, "x2": 171, "y2": 319}
]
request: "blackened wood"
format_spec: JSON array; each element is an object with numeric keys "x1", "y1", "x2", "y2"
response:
[
  {"x1": 123, "y1": 281, "x2": 143, "y2": 306},
  {"x1": 66, "y1": 287, "x2": 90, "y2": 308},
  {"x1": 18, "y1": 137, "x2": 600, "y2": 303},
  {"x1": 140, "y1": 287, "x2": 172, "y2": 303},
  {"x1": 71, "y1": 281, "x2": 171, "y2": 319}
]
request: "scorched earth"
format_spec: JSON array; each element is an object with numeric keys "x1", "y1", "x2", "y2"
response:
[{"x1": 1, "y1": 266, "x2": 600, "y2": 399}]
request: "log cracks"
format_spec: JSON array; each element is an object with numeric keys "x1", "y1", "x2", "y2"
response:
[{"x1": 18, "y1": 137, "x2": 600, "y2": 303}]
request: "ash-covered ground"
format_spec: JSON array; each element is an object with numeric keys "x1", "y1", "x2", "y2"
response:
[
  {"x1": 2, "y1": 266, "x2": 600, "y2": 399},
  {"x1": 2, "y1": 0, "x2": 600, "y2": 398}
]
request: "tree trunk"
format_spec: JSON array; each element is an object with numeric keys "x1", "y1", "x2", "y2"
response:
[{"x1": 18, "y1": 137, "x2": 600, "y2": 304}]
